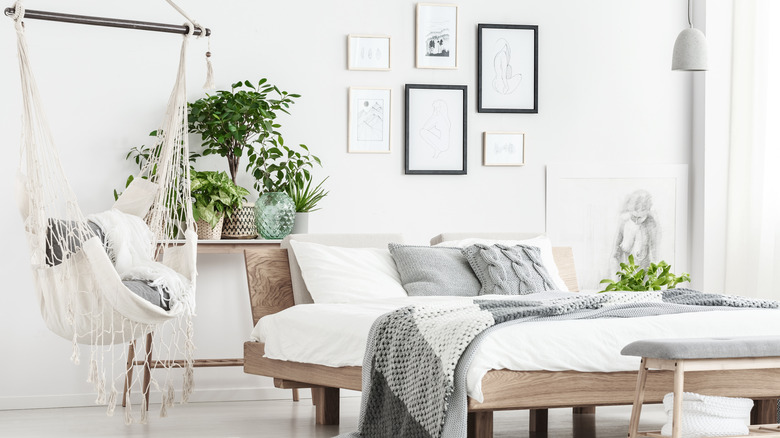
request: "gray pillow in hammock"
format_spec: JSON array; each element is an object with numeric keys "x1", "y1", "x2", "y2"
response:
[{"x1": 45, "y1": 218, "x2": 170, "y2": 310}]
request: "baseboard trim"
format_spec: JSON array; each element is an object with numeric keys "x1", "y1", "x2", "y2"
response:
[{"x1": 0, "y1": 387, "x2": 360, "y2": 411}]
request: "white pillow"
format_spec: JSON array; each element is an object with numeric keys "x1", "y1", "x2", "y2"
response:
[
  {"x1": 434, "y1": 235, "x2": 569, "y2": 291},
  {"x1": 288, "y1": 240, "x2": 407, "y2": 303}
]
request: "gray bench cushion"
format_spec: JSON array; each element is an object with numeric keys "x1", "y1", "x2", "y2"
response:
[{"x1": 621, "y1": 336, "x2": 780, "y2": 360}]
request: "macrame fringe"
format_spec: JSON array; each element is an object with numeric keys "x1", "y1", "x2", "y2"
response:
[{"x1": 106, "y1": 385, "x2": 117, "y2": 416}]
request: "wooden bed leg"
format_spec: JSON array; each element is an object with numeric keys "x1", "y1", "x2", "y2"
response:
[
  {"x1": 573, "y1": 406, "x2": 595, "y2": 414},
  {"x1": 311, "y1": 388, "x2": 319, "y2": 406},
  {"x1": 122, "y1": 341, "x2": 136, "y2": 407},
  {"x1": 467, "y1": 411, "x2": 493, "y2": 438},
  {"x1": 750, "y1": 398, "x2": 778, "y2": 424},
  {"x1": 529, "y1": 408, "x2": 548, "y2": 433},
  {"x1": 314, "y1": 387, "x2": 339, "y2": 425}
]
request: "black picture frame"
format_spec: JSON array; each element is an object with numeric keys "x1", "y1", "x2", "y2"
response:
[
  {"x1": 477, "y1": 24, "x2": 538, "y2": 113},
  {"x1": 405, "y1": 84, "x2": 468, "y2": 175}
]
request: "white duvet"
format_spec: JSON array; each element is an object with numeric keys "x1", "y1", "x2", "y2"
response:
[{"x1": 250, "y1": 293, "x2": 780, "y2": 402}]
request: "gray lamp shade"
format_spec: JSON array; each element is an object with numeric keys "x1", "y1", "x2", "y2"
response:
[{"x1": 672, "y1": 28, "x2": 708, "y2": 71}]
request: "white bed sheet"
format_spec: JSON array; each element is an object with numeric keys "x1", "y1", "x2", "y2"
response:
[{"x1": 250, "y1": 295, "x2": 780, "y2": 402}]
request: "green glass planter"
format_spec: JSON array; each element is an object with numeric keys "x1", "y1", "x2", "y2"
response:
[{"x1": 255, "y1": 192, "x2": 295, "y2": 239}]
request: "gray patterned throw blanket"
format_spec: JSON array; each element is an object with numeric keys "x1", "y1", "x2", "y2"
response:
[{"x1": 339, "y1": 289, "x2": 778, "y2": 438}]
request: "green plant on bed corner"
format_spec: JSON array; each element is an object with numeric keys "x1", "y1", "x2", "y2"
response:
[
  {"x1": 286, "y1": 175, "x2": 329, "y2": 212},
  {"x1": 190, "y1": 170, "x2": 250, "y2": 229},
  {"x1": 599, "y1": 254, "x2": 691, "y2": 292}
]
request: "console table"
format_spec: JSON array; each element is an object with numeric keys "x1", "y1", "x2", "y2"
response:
[{"x1": 123, "y1": 238, "x2": 285, "y2": 407}]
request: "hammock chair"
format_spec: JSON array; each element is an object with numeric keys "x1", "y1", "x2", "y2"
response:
[{"x1": 10, "y1": 0, "x2": 211, "y2": 423}]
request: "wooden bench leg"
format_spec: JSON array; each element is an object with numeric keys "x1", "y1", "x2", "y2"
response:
[
  {"x1": 529, "y1": 408, "x2": 548, "y2": 433},
  {"x1": 671, "y1": 360, "x2": 685, "y2": 438},
  {"x1": 467, "y1": 411, "x2": 493, "y2": 438},
  {"x1": 292, "y1": 388, "x2": 299, "y2": 402},
  {"x1": 751, "y1": 398, "x2": 779, "y2": 424},
  {"x1": 122, "y1": 341, "x2": 136, "y2": 407},
  {"x1": 314, "y1": 387, "x2": 339, "y2": 425},
  {"x1": 628, "y1": 357, "x2": 649, "y2": 438},
  {"x1": 573, "y1": 406, "x2": 595, "y2": 414}
]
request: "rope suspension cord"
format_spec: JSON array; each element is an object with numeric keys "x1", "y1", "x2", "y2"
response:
[{"x1": 3, "y1": 6, "x2": 211, "y2": 36}]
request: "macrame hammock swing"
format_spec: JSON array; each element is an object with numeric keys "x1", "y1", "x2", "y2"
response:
[{"x1": 10, "y1": 0, "x2": 214, "y2": 423}]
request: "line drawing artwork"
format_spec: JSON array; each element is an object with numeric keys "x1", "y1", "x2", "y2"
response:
[
  {"x1": 419, "y1": 100, "x2": 451, "y2": 158},
  {"x1": 356, "y1": 99, "x2": 385, "y2": 141},
  {"x1": 491, "y1": 138, "x2": 517, "y2": 156},
  {"x1": 424, "y1": 21, "x2": 451, "y2": 57},
  {"x1": 492, "y1": 38, "x2": 523, "y2": 95},
  {"x1": 611, "y1": 189, "x2": 659, "y2": 273}
]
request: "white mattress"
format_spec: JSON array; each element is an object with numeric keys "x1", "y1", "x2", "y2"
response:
[{"x1": 250, "y1": 294, "x2": 780, "y2": 402}]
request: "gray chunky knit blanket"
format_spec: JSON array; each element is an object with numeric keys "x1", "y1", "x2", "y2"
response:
[{"x1": 340, "y1": 289, "x2": 778, "y2": 438}]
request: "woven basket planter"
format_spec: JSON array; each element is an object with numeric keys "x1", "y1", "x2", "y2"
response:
[
  {"x1": 196, "y1": 216, "x2": 224, "y2": 240},
  {"x1": 221, "y1": 203, "x2": 258, "y2": 239}
]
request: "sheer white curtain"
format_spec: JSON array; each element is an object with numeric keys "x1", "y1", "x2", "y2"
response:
[{"x1": 723, "y1": 0, "x2": 780, "y2": 299}]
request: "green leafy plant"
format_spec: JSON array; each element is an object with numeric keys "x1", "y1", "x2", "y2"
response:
[
  {"x1": 113, "y1": 130, "x2": 197, "y2": 201},
  {"x1": 188, "y1": 79, "x2": 300, "y2": 184},
  {"x1": 286, "y1": 176, "x2": 329, "y2": 213},
  {"x1": 599, "y1": 254, "x2": 691, "y2": 292},
  {"x1": 190, "y1": 170, "x2": 250, "y2": 229},
  {"x1": 249, "y1": 143, "x2": 322, "y2": 194}
]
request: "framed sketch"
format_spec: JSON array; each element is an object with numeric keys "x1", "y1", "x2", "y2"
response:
[
  {"x1": 405, "y1": 84, "x2": 467, "y2": 174},
  {"x1": 416, "y1": 3, "x2": 458, "y2": 69},
  {"x1": 483, "y1": 132, "x2": 525, "y2": 166},
  {"x1": 546, "y1": 164, "x2": 689, "y2": 291},
  {"x1": 478, "y1": 24, "x2": 538, "y2": 113},
  {"x1": 348, "y1": 34, "x2": 391, "y2": 71},
  {"x1": 348, "y1": 87, "x2": 392, "y2": 153}
]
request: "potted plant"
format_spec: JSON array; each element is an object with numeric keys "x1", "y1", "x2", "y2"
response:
[
  {"x1": 188, "y1": 79, "x2": 300, "y2": 238},
  {"x1": 249, "y1": 143, "x2": 322, "y2": 239},
  {"x1": 190, "y1": 170, "x2": 250, "y2": 240},
  {"x1": 286, "y1": 176, "x2": 328, "y2": 234},
  {"x1": 599, "y1": 254, "x2": 691, "y2": 292}
]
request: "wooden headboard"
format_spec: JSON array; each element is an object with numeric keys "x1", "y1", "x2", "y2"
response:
[{"x1": 244, "y1": 246, "x2": 579, "y2": 327}]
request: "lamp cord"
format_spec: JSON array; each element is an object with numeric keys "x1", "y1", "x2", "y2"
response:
[{"x1": 687, "y1": 0, "x2": 693, "y2": 28}]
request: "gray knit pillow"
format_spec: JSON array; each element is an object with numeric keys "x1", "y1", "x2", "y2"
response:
[
  {"x1": 462, "y1": 243, "x2": 556, "y2": 295},
  {"x1": 388, "y1": 243, "x2": 481, "y2": 297}
]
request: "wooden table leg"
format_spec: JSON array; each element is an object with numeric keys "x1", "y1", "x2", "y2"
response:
[
  {"x1": 573, "y1": 406, "x2": 596, "y2": 414},
  {"x1": 628, "y1": 357, "x2": 649, "y2": 438},
  {"x1": 292, "y1": 388, "x2": 299, "y2": 402},
  {"x1": 143, "y1": 333, "x2": 153, "y2": 411},
  {"x1": 122, "y1": 341, "x2": 136, "y2": 408}
]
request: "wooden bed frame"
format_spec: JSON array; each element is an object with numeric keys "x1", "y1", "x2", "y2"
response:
[{"x1": 242, "y1": 246, "x2": 780, "y2": 438}]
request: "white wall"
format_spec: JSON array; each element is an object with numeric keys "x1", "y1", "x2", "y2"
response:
[{"x1": 0, "y1": 0, "x2": 692, "y2": 409}]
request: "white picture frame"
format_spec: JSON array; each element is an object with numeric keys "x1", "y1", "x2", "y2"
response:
[
  {"x1": 415, "y1": 3, "x2": 458, "y2": 69},
  {"x1": 348, "y1": 87, "x2": 392, "y2": 153},
  {"x1": 546, "y1": 164, "x2": 689, "y2": 291},
  {"x1": 348, "y1": 34, "x2": 391, "y2": 71},
  {"x1": 483, "y1": 132, "x2": 525, "y2": 166}
]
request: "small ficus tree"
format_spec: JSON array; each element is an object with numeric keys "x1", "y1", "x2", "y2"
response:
[{"x1": 188, "y1": 79, "x2": 300, "y2": 184}]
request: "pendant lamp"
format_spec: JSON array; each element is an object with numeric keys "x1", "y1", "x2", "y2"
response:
[{"x1": 672, "y1": 0, "x2": 708, "y2": 71}]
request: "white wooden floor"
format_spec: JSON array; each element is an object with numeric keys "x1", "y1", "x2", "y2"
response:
[{"x1": 0, "y1": 396, "x2": 668, "y2": 437}]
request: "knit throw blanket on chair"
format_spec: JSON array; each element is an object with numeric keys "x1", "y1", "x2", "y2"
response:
[{"x1": 340, "y1": 289, "x2": 778, "y2": 438}]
